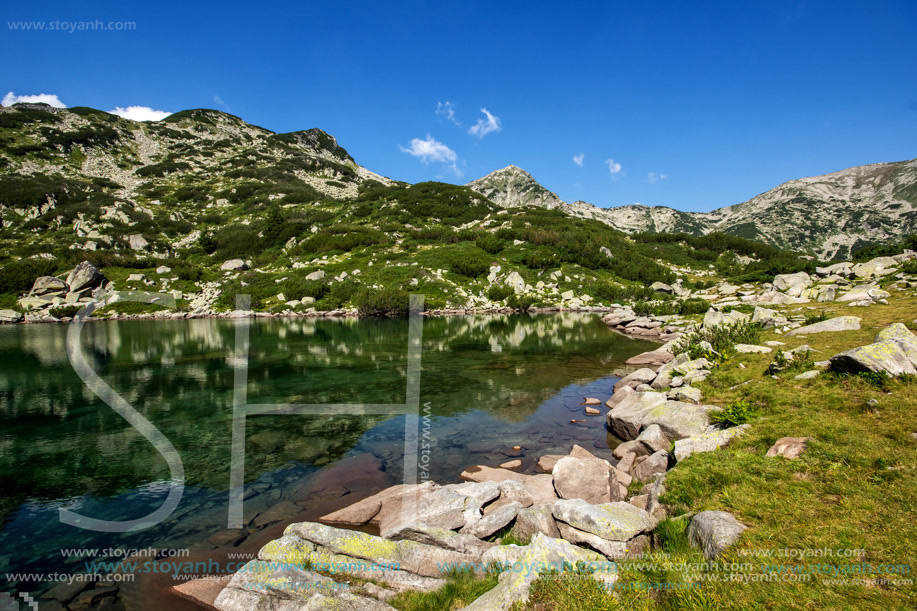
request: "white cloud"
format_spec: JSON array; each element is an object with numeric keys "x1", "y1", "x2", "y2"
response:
[
  {"x1": 436, "y1": 101, "x2": 460, "y2": 125},
  {"x1": 605, "y1": 158, "x2": 623, "y2": 177},
  {"x1": 400, "y1": 134, "x2": 462, "y2": 176},
  {"x1": 647, "y1": 172, "x2": 668, "y2": 183},
  {"x1": 573, "y1": 153, "x2": 585, "y2": 167},
  {"x1": 213, "y1": 94, "x2": 230, "y2": 110},
  {"x1": 468, "y1": 108, "x2": 501, "y2": 138},
  {"x1": 2, "y1": 91, "x2": 66, "y2": 108},
  {"x1": 108, "y1": 106, "x2": 172, "y2": 121}
]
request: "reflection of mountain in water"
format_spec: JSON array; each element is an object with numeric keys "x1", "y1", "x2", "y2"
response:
[{"x1": 0, "y1": 314, "x2": 654, "y2": 522}]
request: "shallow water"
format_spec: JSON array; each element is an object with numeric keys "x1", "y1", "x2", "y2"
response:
[{"x1": 0, "y1": 313, "x2": 655, "y2": 608}]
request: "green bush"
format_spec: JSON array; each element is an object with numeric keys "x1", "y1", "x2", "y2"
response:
[
  {"x1": 679, "y1": 297, "x2": 712, "y2": 315},
  {"x1": 710, "y1": 399, "x2": 756, "y2": 427},
  {"x1": 507, "y1": 294, "x2": 536, "y2": 311},
  {"x1": 476, "y1": 234, "x2": 506, "y2": 255},
  {"x1": 486, "y1": 284, "x2": 514, "y2": 302},
  {"x1": 354, "y1": 286, "x2": 409, "y2": 316},
  {"x1": 283, "y1": 278, "x2": 328, "y2": 301},
  {"x1": 49, "y1": 305, "x2": 81, "y2": 319},
  {"x1": 803, "y1": 311, "x2": 830, "y2": 326},
  {"x1": 674, "y1": 320, "x2": 763, "y2": 363},
  {"x1": 0, "y1": 259, "x2": 59, "y2": 294}
]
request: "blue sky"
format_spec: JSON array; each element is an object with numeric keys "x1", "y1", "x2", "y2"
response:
[{"x1": 2, "y1": 0, "x2": 916, "y2": 212}]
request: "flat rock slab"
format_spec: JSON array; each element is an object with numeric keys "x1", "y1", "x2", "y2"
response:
[
  {"x1": 688, "y1": 511, "x2": 746, "y2": 559},
  {"x1": 786, "y1": 316, "x2": 861, "y2": 337},
  {"x1": 734, "y1": 344, "x2": 773, "y2": 354},
  {"x1": 625, "y1": 349, "x2": 675, "y2": 367},
  {"x1": 552, "y1": 498, "x2": 657, "y2": 542},
  {"x1": 607, "y1": 392, "x2": 713, "y2": 441},
  {"x1": 214, "y1": 559, "x2": 395, "y2": 610},
  {"x1": 172, "y1": 576, "x2": 231, "y2": 608}
]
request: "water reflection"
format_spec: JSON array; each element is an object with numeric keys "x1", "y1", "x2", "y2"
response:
[{"x1": 0, "y1": 313, "x2": 655, "y2": 600}]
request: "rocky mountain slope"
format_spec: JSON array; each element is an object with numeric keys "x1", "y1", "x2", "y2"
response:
[{"x1": 467, "y1": 160, "x2": 917, "y2": 259}]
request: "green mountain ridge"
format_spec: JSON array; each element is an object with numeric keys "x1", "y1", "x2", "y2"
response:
[{"x1": 0, "y1": 103, "x2": 885, "y2": 316}]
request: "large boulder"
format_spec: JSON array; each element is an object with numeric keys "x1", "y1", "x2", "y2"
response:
[
  {"x1": 625, "y1": 349, "x2": 675, "y2": 367},
  {"x1": 510, "y1": 504, "x2": 561, "y2": 540},
  {"x1": 0, "y1": 309, "x2": 22, "y2": 323},
  {"x1": 703, "y1": 309, "x2": 749, "y2": 328},
  {"x1": 852, "y1": 257, "x2": 898, "y2": 279},
  {"x1": 773, "y1": 272, "x2": 812, "y2": 295},
  {"x1": 66, "y1": 261, "x2": 106, "y2": 293},
  {"x1": 632, "y1": 450, "x2": 670, "y2": 482},
  {"x1": 688, "y1": 511, "x2": 746, "y2": 559},
  {"x1": 29, "y1": 276, "x2": 68, "y2": 296},
  {"x1": 829, "y1": 323, "x2": 917, "y2": 376},
  {"x1": 552, "y1": 456, "x2": 623, "y2": 504}
]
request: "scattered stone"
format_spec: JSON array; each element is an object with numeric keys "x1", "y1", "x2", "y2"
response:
[
  {"x1": 688, "y1": 511, "x2": 747, "y2": 559},
  {"x1": 500, "y1": 459, "x2": 522, "y2": 470},
  {"x1": 305, "y1": 270, "x2": 326, "y2": 281},
  {"x1": 734, "y1": 344, "x2": 773, "y2": 354},
  {"x1": 220, "y1": 259, "x2": 249, "y2": 271},
  {"x1": 765, "y1": 436, "x2": 811, "y2": 459},
  {"x1": 582, "y1": 397, "x2": 601, "y2": 405},
  {"x1": 794, "y1": 370, "x2": 821, "y2": 380},
  {"x1": 673, "y1": 425, "x2": 749, "y2": 462},
  {"x1": 585, "y1": 406, "x2": 601, "y2": 415}
]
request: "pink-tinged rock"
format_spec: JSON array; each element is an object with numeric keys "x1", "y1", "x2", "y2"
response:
[
  {"x1": 171, "y1": 575, "x2": 231, "y2": 609},
  {"x1": 625, "y1": 349, "x2": 675, "y2": 367},
  {"x1": 552, "y1": 456, "x2": 622, "y2": 504},
  {"x1": 765, "y1": 436, "x2": 812, "y2": 459}
]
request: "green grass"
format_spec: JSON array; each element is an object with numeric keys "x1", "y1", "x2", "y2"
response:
[{"x1": 389, "y1": 568, "x2": 501, "y2": 611}]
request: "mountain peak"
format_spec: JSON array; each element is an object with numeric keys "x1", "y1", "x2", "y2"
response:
[{"x1": 466, "y1": 165, "x2": 565, "y2": 210}]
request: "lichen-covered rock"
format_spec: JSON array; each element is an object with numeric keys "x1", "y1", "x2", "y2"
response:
[
  {"x1": 552, "y1": 499, "x2": 657, "y2": 542},
  {"x1": 213, "y1": 559, "x2": 396, "y2": 610},
  {"x1": 510, "y1": 504, "x2": 561, "y2": 541},
  {"x1": 688, "y1": 511, "x2": 746, "y2": 559},
  {"x1": 285, "y1": 522, "x2": 476, "y2": 578},
  {"x1": 773, "y1": 272, "x2": 812, "y2": 294},
  {"x1": 830, "y1": 323, "x2": 917, "y2": 376},
  {"x1": 0, "y1": 309, "x2": 22, "y2": 323}
]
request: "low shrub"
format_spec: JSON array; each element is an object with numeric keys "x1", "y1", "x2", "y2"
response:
[
  {"x1": 354, "y1": 286, "x2": 409, "y2": 316},
  {"x1": 710, "y1": 399, "x2": 756, "y2": 427},
  {"x1": 486, "y1": 284, "x2": 514, "y2": 302}
]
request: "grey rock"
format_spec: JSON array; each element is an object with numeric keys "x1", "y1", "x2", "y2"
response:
[
  {"x1": 305, "y1": 270, "x2": 325, "y2": 281},
  {"x1": 221, "y1": 259, "x2": 249, "y2": 271},
  {"x1": 29, "y1": 276, "x2": 67, "y2": 296},
  {"x1": 466, "y1": 533, "x2": 615, "y2": 610},
  {"x1": 66, "y1": 261, "x2": 106, "y2": 293},
  {"x1": 734, "y1": 344, "x2": 773, "y2": 354},
  {"x1": 765, "y1": 436, "x2": 811, "y2": 459},
  {"x1": 668, "y1": 386, "x2": 702, "y2": 404},
  {"x1": 673, "y1": 425, "x2": 749, "y2": 462},
  {"x1": 0, "y1": 309, "x2": 22, "y2": 323},
  {"x1": 613, "y1": 368, "x2": 658, "y2": 392},
  {"x1": 510, "y1": 504, "x2": 561, "y2": 541},
  {"x1": 688, "y1": 511, "x2": 747, "y2": 559},
  {"x1": 632, "y1": 450, "x2": 669, "y2": 482},
  {"x1": 636, "y1": 424, "x2": 670, "y2": 454},
  {"x1": 460, "y1": 501, "x2": 521, "y2": 538},
  {"x1": 830, "y1": 323, "x2": 917, "y2": 376},
  {"x1": 607, "y1": 392, "x2": 713, "y2": 442}
]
